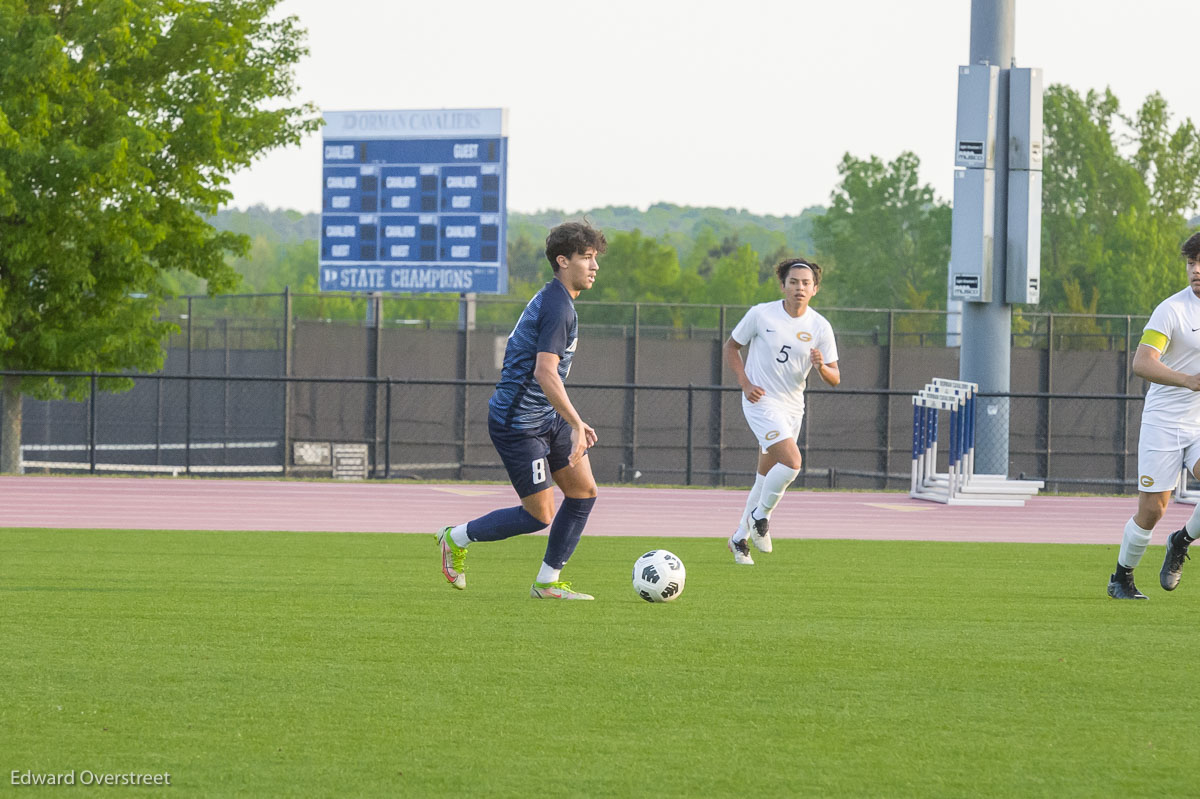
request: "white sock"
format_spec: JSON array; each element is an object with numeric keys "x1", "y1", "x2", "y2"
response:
[
  {"x1": 756, "y1": 463, "x2": 801, "y2": 517},
  {"x1": 1185, "y1": 506, "x2": 1200, "y2": 539},
  {"x1": 1118, "y1": 518, "x2": 1153, "y2": 569},
  {"x1": 735, "y1": 474, "x2": 766, "y2": 541},
  {"x1": 536, "y1": 562, "x2": 561, "y2": 585},
  {"x1": 450, "y1": 524, "x2": 470, "y2": 548}
]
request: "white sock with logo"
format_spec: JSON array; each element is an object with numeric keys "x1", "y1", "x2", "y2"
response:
[
  {"x1": 536, "y1": 562, "x2": 561, "y2": 585},
  {"x1": 756, "y1": 463, "x2": 801, "y2": 517},
  {"x1": 1118, "y1": 518, "x2": 1153, "y2": 569},
  {"x1": 735, "y1": 473, "x2": 766, "y2": 541}
]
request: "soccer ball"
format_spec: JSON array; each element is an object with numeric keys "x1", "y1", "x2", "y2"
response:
[{"x1": 632, "y1": 549, "x2": 686, "y2": 603}]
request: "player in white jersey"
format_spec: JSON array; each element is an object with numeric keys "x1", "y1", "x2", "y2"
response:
[
  {"x1": 723, "y1": 258, "x2": 840, "y2": 564},
  {"x1": 1109, "y1": 232, "x2": 1200, "y2": 598}
]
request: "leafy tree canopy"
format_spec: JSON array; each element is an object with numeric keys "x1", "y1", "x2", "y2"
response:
[
  {"x1": 811, "y1": 151, "x2": 951, "y2": 310},
  {"x1": 0, "y1": 0, "x2": 319, "y2": 470},
  {"x1": 1042, "y1": 85, "x2": 1200, "y2": 314}
]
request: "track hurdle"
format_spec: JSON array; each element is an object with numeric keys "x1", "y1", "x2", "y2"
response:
[
  {"x1": 929, "y1": 378, "x2": 1043, "y2": 496},
  {"x1": 911, "y1": 392, "x2": 970, "y2": 503},
  {"x1": 910, "y1": 379, "x2": 1043, "y2": 506}
]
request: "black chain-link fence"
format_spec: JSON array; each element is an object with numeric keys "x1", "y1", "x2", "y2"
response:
[
  {"x1": 0, "y1": 291, "x2": 1163, "y2": 493},
  {"x1": 4, "y1": 369, "x2": 1150, "y2": 494}
]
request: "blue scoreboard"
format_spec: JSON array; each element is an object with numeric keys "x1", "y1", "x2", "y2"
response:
[{"x1": 319, "y1": 108, "x2": 508, "y2": 294}]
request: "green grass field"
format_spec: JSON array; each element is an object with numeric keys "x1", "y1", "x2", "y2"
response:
[{"x1": 3, "y1": 527, "x2": 1198, "y2": 797}]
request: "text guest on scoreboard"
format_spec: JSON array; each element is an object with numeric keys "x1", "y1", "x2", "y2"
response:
[{"x1": 319, "y1": 109, "x2": 509, "y2": 294}]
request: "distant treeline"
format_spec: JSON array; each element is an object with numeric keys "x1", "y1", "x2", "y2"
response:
[{"x1": 187, "y1": 203, "x2": 829, "y2": 318}]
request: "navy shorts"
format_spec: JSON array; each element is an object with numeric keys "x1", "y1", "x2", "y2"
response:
[{"x1": 488, "y1": 413, "x2": 574, "y2": 498}]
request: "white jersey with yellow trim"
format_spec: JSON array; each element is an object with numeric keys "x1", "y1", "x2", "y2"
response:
[
  {"x1": 1142, "y1": 286, "x2": 1200, "y2": 430},
  {"x1": 730, "y1": 300, "x2": 838, "y2": 416}
]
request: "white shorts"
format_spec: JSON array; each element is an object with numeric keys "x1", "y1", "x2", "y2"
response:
[
  {"x1": 741, "y1": 396, "x2": 804, "y2": 454},
  {"x1": 1137, "y1": 423, "x2": 1200, "y2": 492}
]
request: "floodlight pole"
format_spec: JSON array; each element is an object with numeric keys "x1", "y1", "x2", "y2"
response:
[{"x1": 960, "y1": 0, "x2": 1015, "y2": 475}]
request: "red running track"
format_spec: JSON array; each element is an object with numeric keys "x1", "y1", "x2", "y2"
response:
[{"x1": 0, "y1": 475, "x2": 1189, "y2": 546}]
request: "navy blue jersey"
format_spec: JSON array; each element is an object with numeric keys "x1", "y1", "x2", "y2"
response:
[{"x1": 489, "y1": 279, "x2": 578, "y2": 429}]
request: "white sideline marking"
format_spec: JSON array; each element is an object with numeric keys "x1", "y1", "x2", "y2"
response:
[{"x1": 862, "y1": 502, "x2": 933, "y2": 512}]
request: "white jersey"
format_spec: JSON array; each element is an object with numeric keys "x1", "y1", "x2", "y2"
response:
[
  {"x1": 730, "y1": 300, "x2": 839, "y2": 415},
  {"x1": 1142, "y1": 286, "x2": 1200, "y2": 431}
]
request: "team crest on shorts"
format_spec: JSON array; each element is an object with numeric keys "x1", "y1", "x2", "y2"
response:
[
  {"x1": 765, "y1": 430, "x2": 780, "y2": 440},
  {"x1": 1140, "y1": 475, "x2": 1154, "y2": 487}
]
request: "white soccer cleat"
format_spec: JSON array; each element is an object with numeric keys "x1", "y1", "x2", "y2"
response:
[
  {"x1": 746, "y1": 510, "x2": 773, "y2": 553},
  {"x1": 728, "y1": 534, "x2": 755, "y2": 565}
]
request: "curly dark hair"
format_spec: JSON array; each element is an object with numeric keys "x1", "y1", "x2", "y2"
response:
[
  {"x1": 1183, "y1": 232, "x2": 1200, "y2": 261},
  {"x1": 545, "y1": 222, "x2": 608, "y2": 271},
  {"x1": 775, "y1": 257, "x2": 822, "y2": 286}
]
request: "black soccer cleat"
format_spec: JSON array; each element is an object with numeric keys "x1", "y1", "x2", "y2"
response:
[
  {"x1": 1160, "y1": 529, "x2": 1191, "y2": 591},
  {"x1": 1107, "y1": 571, "x2": 1148, "y2": 600}
]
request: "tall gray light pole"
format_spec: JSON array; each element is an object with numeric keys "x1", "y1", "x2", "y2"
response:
[
  {"x1": 950, "y1": 0, "x2": 1037, "y2": 478},
  {"x1": 961, "y1": 0, "x2": 1014, "y2": 475}
]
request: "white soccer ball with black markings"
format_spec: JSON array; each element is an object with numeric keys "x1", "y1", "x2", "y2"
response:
[{"x1": 632, "y1": 549, "x2": 686, "y2": 603}]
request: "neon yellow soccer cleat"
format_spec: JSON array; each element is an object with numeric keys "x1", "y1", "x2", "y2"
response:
[
  {"x1": 530, "y1": 581, "x2": 594, "y2": 600},
  {"x1": 436, "y1": 526, "x2": 467, "y2": 590}
]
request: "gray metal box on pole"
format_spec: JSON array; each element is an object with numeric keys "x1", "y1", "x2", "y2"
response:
[
  {"x1": 950, "y1": 167, "x2": 995, "y2": 302},
  {"x1": 954, "y1": 65, "x2": 999, "y2": 169},
  {"x1": 1006, "y1": 169, "x2": 1041, "y2": 303},
  {"x1": 1006, "y1": 67, "x2": 1043, "y2": 304},
  {"x1": 1007, "y1": 68, "x2": 1043, "y2": 170}
]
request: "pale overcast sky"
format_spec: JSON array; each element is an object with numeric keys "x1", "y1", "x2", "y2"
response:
[{"x1": 224, "y1": 0, "x2": 1200, "y2": 217}]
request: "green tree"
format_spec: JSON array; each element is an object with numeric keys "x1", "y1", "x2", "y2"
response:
[
  {"x1": 211, "y1": 204, "x2": 319, "y2": 244},
  {"x1": 705, "y1": 244, "x2": 762, "y2": 307},
  {"x1": 810, "y1": 151, "x2": 951, "y2": 309},
  {"x1": 681, "y1": 225, "x2": 724, "y2": 277},
  {"x1": 587, "y1": 230, "x2": 681, "y2": 304},
  {"x1": 0, "y1": 0, "x2": 318, "y2": 471},
  {"x1": 229, "y1": 238, "x2": 320, "y2": 293},
  {"x1": 506, "y1": 231, "x2": 548, "y2": 285},
  {"x1": 1042, "y1": 85, "x2": 1200, "y2": 314}
]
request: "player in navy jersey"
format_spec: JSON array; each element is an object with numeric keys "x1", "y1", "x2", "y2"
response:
[{"x1": 436, "y1": 222, "x2": 606, "y2": 599}]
